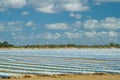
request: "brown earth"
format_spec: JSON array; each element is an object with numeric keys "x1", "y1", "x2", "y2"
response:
[{"x1": 0, "y1": 73, "x2": 120, "y2": 80}]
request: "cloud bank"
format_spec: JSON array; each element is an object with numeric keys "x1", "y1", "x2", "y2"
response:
[{"x1": 0, "y1": 0, "x2": 89, "y2": 13}]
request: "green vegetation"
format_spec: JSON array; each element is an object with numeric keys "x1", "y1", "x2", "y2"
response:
[
  {"x1": 0, "y1": 41, "x2": 14, "y2": 48},
  {"x1": 0, "y1": 41, "x2": 120, "y2": 48}
]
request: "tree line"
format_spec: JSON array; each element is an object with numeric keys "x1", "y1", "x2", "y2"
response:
[
  {"x1": 0, "y1": 41, "x2": 14, "y2": 48},
  {"x1": 0, "y1": 41, "x2": 120, "y2": 48}
]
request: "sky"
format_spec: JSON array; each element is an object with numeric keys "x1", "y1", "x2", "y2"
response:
[{"x1": 0, "y1": 0, "x2": 120, "y2": 45}]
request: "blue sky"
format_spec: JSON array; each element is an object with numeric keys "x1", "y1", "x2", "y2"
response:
[{"x1": 0, "y1": 0, "x2": 120, "y2": 45}]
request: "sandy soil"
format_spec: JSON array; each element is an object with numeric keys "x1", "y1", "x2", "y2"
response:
[{"x1": 0, "y1": 74, "x2": 120, "y2": 80}]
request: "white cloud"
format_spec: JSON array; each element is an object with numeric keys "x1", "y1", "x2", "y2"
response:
[
  {"x1": 84, "y1": 19, "x2": 99, "y2": 29},
  {"x1": 7, "y1": 21, "x2": 21, "y2": 26},
  {"x1": 94, "y1": 0, "x2": 120, "y2": 5},
  {"x1": 0, "y1": 21, "x2": 23, "y2": 31},
  {"x1": 45, "y1": 23, "x2": 70, "y2": 30},
  {"x1": 44, "y1": 33, "x2": 61, "y2": 39},
  {"x1": 13, "y1": 32, "x2": 38, "y2": 40},
  {"x1": 0, "y1": 8, "x2": 5, "y2": 11},
  {"x1": 83, "y1": 17, "x2": 120, "y2": 30},
  {"x1": 63, "y1": 2, "x2": 89, "y2": 12},
  {"x1": 26, "y1": 21, "x2": 35, "y2": 27},
  {"x1": 69, "y1": 13, "x2": 75, "y2": 17},
  {"x1": 22, "y1": 11, "x2": 30, "y2": 15},
  {"x1": 94, "y1": 0, "x2": 120, "y2": 2},
  {"x1": 74, "y1": 21, "x2": 82, "y2": 27},
  {"x1": 85, "y1": 31, "x2": 97, "y2": 38},
  {"x1": 84, "y1": 31, "x2": 119, "y2": 44},
  {"x1": 11, "y1": 32, "x2": 15, "y2": 36},
  {"x1": 0, "y1": 0, "x2": 89, "y2": 13},
  {"x1": 100, "y1": 17, "x2": 120, "y2": 30},
  {"x1": 36, "y1": 5, "x2": 56, "y2": 13},
  {"x1": 13, "y1": 32, "x2": 61, "y2": 40},
  {"x1": 65, "y1": 32, "x2": 81, "y2": 39},
  {"x1": 12, "y1": 29, "x2": 119, "y2": 44},
  {"x1": 109, "y1": 31, "x2": 117, "y2": 37},
  {"x1": 0, "y1": 0, "x2": 26, "y2": 10},
  {"x1": 75, "y1": 14, "x2": 82, "y2": 19},
  {"x1": 28, "y1": 0, "x2": 89, "y2": 13},
  {"x1": 85, "y1": 31, "x2": 118, "y2": 38},
  {"x1": 0, "y1": 22, "x2": 5, "y2": 30},
  {"x1": 69, "y1": 13, "x2": 82, "y2": 19},
  {"x1": 65, "y1": 31, "x2": 119, "y2": 44}
]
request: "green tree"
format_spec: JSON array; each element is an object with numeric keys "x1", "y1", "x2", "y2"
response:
[
  {"x1": 109, "y1": 43, "x2": 115, "y2": 47},
  {"x1": 3, "y1": 41, "x2": 9, "y2": 46},
  {"x1": 0, "y1": 42, "x2": 2, "y2": 47}
]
